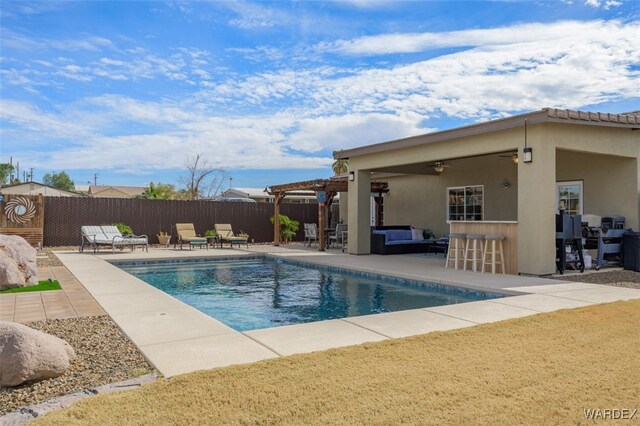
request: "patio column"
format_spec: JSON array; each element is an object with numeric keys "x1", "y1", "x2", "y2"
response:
[
  {"x1": 347, "y1": 169, "x2": 371, "y2": 254},
  {"x1": 517, "y1": 128, "x2": 556, "y2": 275},
  {"x1": 636, "y1": 157, "x2": 640, "y2": 230}
]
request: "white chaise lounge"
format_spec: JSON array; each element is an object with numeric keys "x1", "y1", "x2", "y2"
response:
[{"x1": 80, "y1": 225, "x2": 148, "y2": 253}]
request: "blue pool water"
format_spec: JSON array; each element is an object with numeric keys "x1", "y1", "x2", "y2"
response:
[{"x1": 117, "y1": 258, "x2": 504, "y2": 331}]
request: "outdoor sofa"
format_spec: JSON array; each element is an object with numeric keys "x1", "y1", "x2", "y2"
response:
[
  {"x1": 371, "y1": 225, "x2": 434, "y2": 255},
  {"x1": 80, "y1": 225, "x2": 148, "y2": 253}
]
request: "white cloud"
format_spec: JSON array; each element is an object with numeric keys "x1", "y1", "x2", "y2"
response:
[
  {"x1": 1, "y1": 30, "x2": 115, "y2": 52},
  {"x1": 337, "y1": 0, "x2": 393, "y2": 9},
  {"x1": 208, "y1": 19, "x2": 639, "y2": 120},
  {"x1": 584, "y1": 0, "x2": 623, "y2": 8},
  {"x1": 0, "y1": 99, "x2": 92, "y2": 140},
  {"x1": 3, "y1": 19, "x2": 639, "y2": 174},
  {"x1": 1, "y1": 39, "x2": 216, "y2": 87},
  {"x1": 603, "y1": 0, "x2": 623, "y2": 9},
  {"x1": 283, "y1": 113, "x2": 429, "y2": 152},
  {"x1": 321, "y1": 20, "x2": 633, "y2": 56},
  {"x1": 226, "y1": 2, "x2": 283, "y2": 29}
]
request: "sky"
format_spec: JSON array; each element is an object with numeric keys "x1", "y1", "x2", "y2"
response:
[{"x1": 1, "y1": 0, "x2": 639, "y2": 193}]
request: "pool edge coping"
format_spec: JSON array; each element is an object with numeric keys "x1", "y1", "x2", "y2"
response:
[{"x1": 54, "y1": 249, "x2": 640, "y2": 378}]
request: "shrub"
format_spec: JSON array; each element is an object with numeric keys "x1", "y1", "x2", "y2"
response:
[
  {"x1": 115, "y1": 223, "x2": 133, "y2": 235},
  {"x1": 270, "y1": 214, "x2": 299, "y2": 243}
]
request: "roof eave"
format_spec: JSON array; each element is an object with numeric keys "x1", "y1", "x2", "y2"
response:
[
  {"x1": 334, "y1": 109, "x2": 549, "y2": 159},
  {"x1": 334, "y1": 108, "x2": 640, "y2": 159}
]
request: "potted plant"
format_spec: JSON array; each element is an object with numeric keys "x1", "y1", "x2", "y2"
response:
[{"x1": 157, "y1": 231, "x2": 171, "y2": 246}]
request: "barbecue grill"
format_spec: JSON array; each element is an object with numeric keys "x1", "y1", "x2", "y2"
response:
[
  {"x1": 581, "y1": 214, "x2": 626, "y2": 270},
  {"x1": 556, "y1": 211, "x2": 584, "y2": 274}
]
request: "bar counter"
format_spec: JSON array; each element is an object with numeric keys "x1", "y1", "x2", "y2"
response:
[{"x1": 449, "y1": 221, "x2": 518, "y2": 274}]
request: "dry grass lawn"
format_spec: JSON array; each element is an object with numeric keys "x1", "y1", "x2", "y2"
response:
[{"x1": 36, "y1": 300, "x2": 640, "y2": 425}]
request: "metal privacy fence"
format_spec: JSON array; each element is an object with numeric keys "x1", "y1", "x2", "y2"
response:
[{"x1": 43, "y1": 197, "x2": 318, "y2": 247}]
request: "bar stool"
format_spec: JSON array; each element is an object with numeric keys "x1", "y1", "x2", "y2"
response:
[
  {"x1": 464, "y1": 234, "x2": 485, "y2": 272},
  {"x1": 446, "y1": 233, "x2": 466, "y2": 270},
  {"x1": 482, "y1": 234, "x2": 505, "y2": 274}
]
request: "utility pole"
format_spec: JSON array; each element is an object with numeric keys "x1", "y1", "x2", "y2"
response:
[
  {"x1": 93, "y1": 173, "x2": 98, "y2": 186},
  {"x1": 29, "y1": 168, "x2": 34, "y2": 182},
  {"x1": 229, "y1": 176, "x2": 232, "y2": 190}
]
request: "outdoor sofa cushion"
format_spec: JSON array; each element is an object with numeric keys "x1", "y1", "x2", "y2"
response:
[
  {"x1": 371, "y1": 227, "x2": 434, "y2": 255},
  {"x1": 175, "y1": 223, "x2": 206, "y2": 242},
  {"x1": 81, "y1": 226, "x2": 108, "y2": 243},
  {"x1": 100, "y1": 226, "x2": 148, "y2": 245}
]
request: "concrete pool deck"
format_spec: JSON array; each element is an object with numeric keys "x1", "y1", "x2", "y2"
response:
[{"x1": 54, "y1": 246, "x2": 640, "y2": 377}]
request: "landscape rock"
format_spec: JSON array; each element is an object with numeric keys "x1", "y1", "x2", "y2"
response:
[
  {"x1": 0, "y1": 235, "x2": 37, "y2": 290},
  {"x1": 0, "y1": 321, "x2": 76, "y2": 387}
]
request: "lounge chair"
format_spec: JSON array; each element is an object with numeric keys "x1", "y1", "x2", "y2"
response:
[
  {"x1": 304, "y1": 223, "x2": 319, "y2": 247},
  {"x1": 80, "y1": 226, "x2": 108, "y2": 253},
  {"x1": 175, "y1": 223, "x2": 207, "y2": 250},
  {"x1": 101, "y1": 226, "x2": 148, "y2": 253},
  {"x1": 214, "y1": 224, "x2": 249, "y2": 248},
  {"x1": 79, "y1": 225, "x2": 148, "y2": 253}
]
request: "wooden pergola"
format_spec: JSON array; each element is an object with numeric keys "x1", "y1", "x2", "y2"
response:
[{"x1": 267, "y1": 175, "x2": 389, "y2": 251}]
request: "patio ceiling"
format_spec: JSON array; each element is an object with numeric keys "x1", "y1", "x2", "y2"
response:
[{"x1": 371, "y1": 151, "x2": 519, "y2": 175}]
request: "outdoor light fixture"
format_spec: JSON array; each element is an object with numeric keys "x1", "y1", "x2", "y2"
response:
[
  {"x1": 349, "y1": 171, "x2": 355, "y2": 181},
  {"x1": 511, "y1": 152, "x2": 519, "y2": 164},
  {"x1": 522, "y1": 118, "x2": 533, "y2": 163},
  {"x1": 433, "y1": 162, "x2": 445, "y2": 174}
]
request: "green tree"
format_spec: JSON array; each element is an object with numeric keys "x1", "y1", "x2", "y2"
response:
[
  {"x1": 332, "y1": 158, "x2": 349, "y2": 175},
  {"x1": 0, "y1": 163, "x2": 14, "y2": 185},
  {"x1": 142, "y1": 182, "x2": 177, "y2": 200},
  {"x1": 42, "y1": 171, "x2": 75, "y2": 191}
]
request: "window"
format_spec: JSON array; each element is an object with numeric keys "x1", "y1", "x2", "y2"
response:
[
  {"x1": 557, "y1": 181, "x2": 583, "y2": 215},
  {"x1": 447, "y1": 186, "x2": 484, "y2": 221}
]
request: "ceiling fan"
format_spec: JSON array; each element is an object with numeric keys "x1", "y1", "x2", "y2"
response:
[
  {"x1": 425, "y1": 161, "x2": 452, "y2": 174},
  {"x1": 498, "y1": 152, "x2": 519, "y2": 164}
]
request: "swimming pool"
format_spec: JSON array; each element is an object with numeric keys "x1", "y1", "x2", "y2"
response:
[{"x1": 117, "y1": 257, "x2": 505, "y2": 331}]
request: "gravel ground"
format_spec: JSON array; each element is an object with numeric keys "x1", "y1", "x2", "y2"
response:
[
  {"x1": 0, "y1": 316, "x2": 154, "y2": 416},
  {"x1": 550, "y1": 269, "x2": 640, "y2": 289},
  {"x1": 36, "y1": 247, "x2": 75, "y2": 268}
]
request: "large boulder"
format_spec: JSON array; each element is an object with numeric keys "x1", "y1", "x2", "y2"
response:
[
  {"x1": 0, "y1": 234, "x2": 37, "y2": 290},
  {"x1": 0, "y1": 321, "x2": 76, "y2": 387}
]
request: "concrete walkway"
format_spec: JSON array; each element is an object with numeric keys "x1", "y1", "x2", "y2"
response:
[{"x1": 54, "y1": 246, "x2": 640, "y2": 378}]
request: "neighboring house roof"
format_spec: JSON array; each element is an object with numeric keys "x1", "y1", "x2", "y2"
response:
[
  {"x1": 335, "y1": 108, "x2": 640, "y2": 159},
  {"x1": 220, "y1": 187, "x2": 272, "y2": 199},
  {"x1": 0, "y1": 181, "x2": 84, "y2": 197},
  {"x1": 218, "y1": 187, "x2": 319, "y2": 201},
  {"x1": 88, "y1": 185, "x2": 146, "y2": 197}
]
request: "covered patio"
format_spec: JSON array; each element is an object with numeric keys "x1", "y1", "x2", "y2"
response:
[{"x1": 335, "y1": 108, "x2": 639, "y2": 275}]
